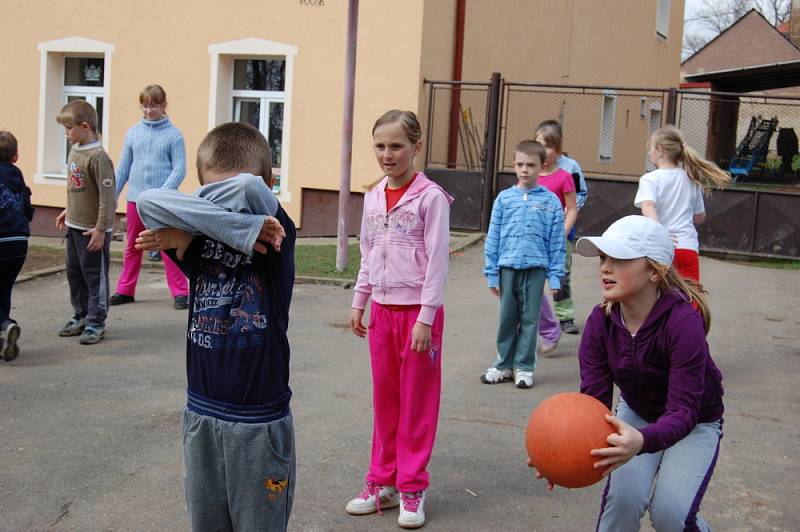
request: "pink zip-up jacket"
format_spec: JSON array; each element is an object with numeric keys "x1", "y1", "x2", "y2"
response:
[{"x1": 352, "y1": 172, "x2": 454, "y2": 325}]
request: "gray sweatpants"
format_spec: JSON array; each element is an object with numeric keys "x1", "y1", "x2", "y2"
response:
[
  {"x1": 182, "y1": 408, "x2": 296, "y2": 532},
  {"x1": 65, "y1": 228, "x2": 110, "y2": 327},
  {"x1": 596, "y1": 399, "x2": 722, "y2": 532}
]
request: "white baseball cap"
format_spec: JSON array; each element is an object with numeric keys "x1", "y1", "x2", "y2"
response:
[{"x1": 576, "y1": 215, "x2": 674, "y2": 266}]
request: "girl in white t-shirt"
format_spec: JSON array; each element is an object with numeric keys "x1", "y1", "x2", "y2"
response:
[{"x1": 634, "y1": 126, "x2": 730, "y2": 281}]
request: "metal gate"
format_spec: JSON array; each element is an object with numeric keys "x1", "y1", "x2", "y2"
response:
[
  {"x1": 423, "y1": 78, "x2": 495, "y2": 231},
  {"x1": 424, "y1": 75, "x2": 800, "y2": 258}
]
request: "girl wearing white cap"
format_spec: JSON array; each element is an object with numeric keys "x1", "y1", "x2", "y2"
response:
[
  {"x1": 635, "y1": 126, "x2": 730, "y2": 282},
  {"x1": 537, "y1": 215, "x2": 725, "y2": 531}
]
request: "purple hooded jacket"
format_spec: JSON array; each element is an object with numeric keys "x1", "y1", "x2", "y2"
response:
[{"x1": 579, "y1": 290, "x2": 724, "y2": 454}]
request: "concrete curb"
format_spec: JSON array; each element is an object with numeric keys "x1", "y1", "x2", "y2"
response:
[
  {"x1": 15, "y1": 258, "x2": 158, "y2": 284},
  {"x1": 16, "y1": 265, "x2": 67, "y2": 283},
  {"x1": 449, "y1": 232, "x2": 485, "y2": 254},
  {"x1": 296, "y1": 275, "x2": 353, "y2": 288},
  {"x1": 17, "y1": 233, "x2": 487, "y2": 287}
]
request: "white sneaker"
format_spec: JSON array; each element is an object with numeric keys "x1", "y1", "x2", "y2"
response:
[
  {"x1": 538, "y1": 339, "x2": 559, "y2": 355},
  {"x1": 515, "y1": 369, "x2": 534, "y2": 389},
  {"x1": 398, "y1": 489, "x2": 426, "y2": 529},
  {"x1": 481, "y1": 367, "x2": 512, "y2": 384},
  {"x1": 346, "y1": 482, "x2": 399, "y2": 515}
]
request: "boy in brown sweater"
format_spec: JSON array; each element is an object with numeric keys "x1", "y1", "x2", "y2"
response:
[{"x1": 55, "y1": 100, "x2": 116, "y2": 344}]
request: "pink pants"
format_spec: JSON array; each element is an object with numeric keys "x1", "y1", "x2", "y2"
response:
[
  {"x1": 366, "y1": 302, "x2": 444, "y2": 492},
  {"x1": 115, "y1": 201, "x2": 188, "y2": 298}
]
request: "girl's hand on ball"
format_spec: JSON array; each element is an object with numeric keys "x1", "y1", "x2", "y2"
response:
[
  {"x1": 526, "y1": 457, "x2": 555, "y2": 491},
  {"x1": 590, "y1": 415, "x2": 644, "y2": 476}
]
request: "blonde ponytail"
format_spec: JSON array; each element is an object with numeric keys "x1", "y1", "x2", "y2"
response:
[
  {"x1": 682, "y1": 144, "x2": 731, "y2": 192},
  {"x1": 650, "y1": 126, "x2": 731, "y2": 194},
  {"x1": 363, "y1": 175, "x2": 385, "y2": 191},
  {"x1": 601, "y1": 259, "x2": 712, "y2": 335}
]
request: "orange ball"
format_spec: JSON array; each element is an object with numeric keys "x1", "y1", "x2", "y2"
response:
[{"x1": 526, "y1": 392, "x2": 615, "y2": 488}]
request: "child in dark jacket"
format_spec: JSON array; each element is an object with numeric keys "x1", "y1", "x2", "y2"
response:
[
  {"x1": 0, "y1": 131, "x2": 34, "y2": 362},
  {"x1": 535, "y1": 215, "x2": 724, "y2": 532}
]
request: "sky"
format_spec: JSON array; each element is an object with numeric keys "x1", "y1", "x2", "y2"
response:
[
  {"x1": 683, "y1": 0, "x2": 716, "y2": 40},
  {"x1": 683, "y1": 0, "x2": 791, "y2": 39}
]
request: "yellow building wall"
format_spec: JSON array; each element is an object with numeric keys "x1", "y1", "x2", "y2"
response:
[
  {"x1": 2, "y1": 0, "x2": 685, "y2": 227},
  {"x1": 460, "y1": 0, "x2": 684, "y2": 86},
  {"x1": 417, "y1": 0, "x2": 457, "y2": 168},
  {"x1": 1, "y1": 0, "x2": 428, "y2": 225},
  {"x1": 446, "y1": 0, "x2": 685, "y2": 180}
]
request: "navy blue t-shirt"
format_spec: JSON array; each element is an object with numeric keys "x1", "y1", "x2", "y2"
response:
[{"x1": 168, "y1": 206, "x2": 295, "y2": 423}]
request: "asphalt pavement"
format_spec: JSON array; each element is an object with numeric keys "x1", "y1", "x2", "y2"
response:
[{"x1": 1, "y1": 243, "x2": 798, "y2": 531}]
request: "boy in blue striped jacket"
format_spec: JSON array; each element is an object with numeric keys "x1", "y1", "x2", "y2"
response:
[{"x1": 482, "y1": 140, "x2": 565, "y2": 389}]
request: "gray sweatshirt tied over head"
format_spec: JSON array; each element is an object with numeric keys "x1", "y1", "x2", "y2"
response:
[{"x1": 136, "y1": 173, "x2": 277, "y2": 255}]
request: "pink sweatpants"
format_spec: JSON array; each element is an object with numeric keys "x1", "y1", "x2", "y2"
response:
[
  {"x1": 115, "y1": 201, "x2": 188, "y2": 298},
  {"x1": 366, "y1": 302, "x2": 444, "y2": 493}
]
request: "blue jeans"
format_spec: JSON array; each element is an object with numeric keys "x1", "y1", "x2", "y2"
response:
[{"x1": 597, "y1": 399, "x2": 722, "y2": 532}]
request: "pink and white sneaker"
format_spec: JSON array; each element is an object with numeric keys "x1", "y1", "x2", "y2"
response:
[
  {"x1": 398, "y1": 489, "x2": 427, "y2": 528},
  {"x1": 346, "y1": 481, "x2": 400, "y2": 515}
]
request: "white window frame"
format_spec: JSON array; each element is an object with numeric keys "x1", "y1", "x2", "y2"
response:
[
  {"x1": 656, "y1": 0, "x2": 671, "y2": 41},
  {"x1": 599, "y1": 91, "x2": 617, "y2": 163},
  {"x1": 36, "y1": 37, "x2": 114, "y2": 183},
  {"x1": 61, "y1": 85, "x2": 106, "y2": 172},
  {"x1": 208, "y1": 39, "x2": 298, "y2": 202}
]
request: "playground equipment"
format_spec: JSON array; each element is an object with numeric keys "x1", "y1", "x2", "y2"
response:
[{"x1": 729, "y1": 116, "x2": 778, "y2": 181}]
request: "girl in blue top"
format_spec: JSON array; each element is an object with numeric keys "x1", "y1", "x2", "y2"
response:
[{"x1": 112, "y1": 85, "x2": 189, "y2": 309}]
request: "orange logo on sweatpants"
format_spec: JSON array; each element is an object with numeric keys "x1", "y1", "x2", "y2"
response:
[{"x1": 264, "y1": 477, "x2": 288, "y2": 502}]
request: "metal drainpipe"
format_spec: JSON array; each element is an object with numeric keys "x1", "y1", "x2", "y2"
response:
[
  {"x1": 446, "y1": 0, "x2": 467, "y2": 168},
  {"x1": 336, "y1": 0, "x2": 359, "y2": 271}
]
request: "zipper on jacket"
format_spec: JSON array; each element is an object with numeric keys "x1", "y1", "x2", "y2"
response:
[{"x1": 380, "y1": 213, "x2": 389, "y2": 291}]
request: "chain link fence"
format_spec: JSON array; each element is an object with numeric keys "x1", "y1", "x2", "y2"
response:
[
  {"x1": 677, "y1": 90, "x2": 800, "y2": 185},
  {"x1": 424, "y1": 82, "x2": 490, "y2": 170},
  {"x1": 424, "y1": 80, "x2": 800, "y2": 185},
  {"x1": 422, "y1": 79, "x2": 800, "y2": 257},
  {"x1": 499, "y1": 84, "x2": 669, "y2": 180}
]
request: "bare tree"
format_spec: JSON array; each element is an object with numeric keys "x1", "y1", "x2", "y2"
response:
[
  {"x1": 683, "y1": 32, "x2": 711, "y2": 57},
  {"x1": 688, "y1": 0, "x2": 755, "y2": 35},
  {"x1": 760, "y1": 0, "x2": 792, "y2": 25},
  {"x1": 684, "y1": 0, "x2": 791, "y2": 59}
]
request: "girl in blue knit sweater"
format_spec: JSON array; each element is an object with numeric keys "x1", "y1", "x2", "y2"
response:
[{"x1": 111, "y1": 85, "x2": 189, "y2": 309}]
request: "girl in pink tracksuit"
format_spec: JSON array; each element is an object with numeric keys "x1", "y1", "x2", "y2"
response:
[{"x1": 346, "y1": 110, "x2": 453, "y2": 529}]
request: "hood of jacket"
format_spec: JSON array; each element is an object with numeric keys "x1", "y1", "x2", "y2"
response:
[
  {"x1": 372, "y1": 172, "x2": 454, "y2": 211},
  {"x1": 607, "y1": 288, "x2": 692, "y2": 336}
]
